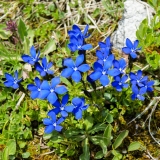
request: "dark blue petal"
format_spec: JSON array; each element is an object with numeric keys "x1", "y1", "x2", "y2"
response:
[
  {"x1": 75, "y1": 110, "x2": 82, "y2": 120},
  {"x1": 83, "y1": 24, "x2": 89, "y2": 37},
  {"x1": 100, "y1": 75, "x2": 109, "y2": 86},
  {"x1": 55, "y1": 125, "x2": 63, "y2": 132},
  {"x1": 34, "y1": 77, "x2": 41, "y2": 88},
  {"x1": 62, "y1": 94, "x2": 69, "y2": 106},
  {"x1": 129, "y1": 72, "x2": 136, "y2": 80},
  {"x1": 139, "y1": 87, "x2": 147, "y2": 95},
  {"x1": 45, "y1": 125, "x2": 54, "y2": 134},
  {"x1": 65, "y1": 105, "x2": 74, "y2": 112},
  {"x1": 119, "y1": 58, "x2": 126, "y2": 69},
  {"x1": 126, "y1": 38, "x2": 133, "y2": 48},
  {"x1": 30, "y1": 46, "x2": 36, "y2": 58},
  {"x1": 122, "y1": 47, "x2": 130, "y2": 54},
  {"x1": 41, "y1": 80, "x2": 50, "y2": 90},
  {"x1": 27, "y1": 84, "x2": 37, "y2": 91},
  {"x1": 99, "y1": 42, "x2": 106, "y2": 48},
  {"x1": 4, "y1": 81, "x2": 13, "y2": 87},
  {"x1": 141, "y1": 76, "x2": 148, "y2": 82},
  {"x1": 72, "y1": 25, "x2": 81, "y2": 33},
  {"x1": 96, "y1": 50, "x2": 103, "y2": 60},
  {"x1": 70, "y1": 35, "x2": 78, "y2": 44},
  {"x1": 134, "y1": 40, "x2": 139, "y2": 49},
  {"x1": 72, "y1": 97, "x2": 82, "y2": 106},
  {"x1": 57, "y1": 117, "x2": 65, "y2": 125},
  {"x1": 121, "y1": 75, "x2": 128, "y2": 83},
  {"x1": 71, "y1": 71, "x2": 81, "y2": 82},
  {"x1": 53, "y1": 100, "x2": 61, "y2": 108},
  {"x1": 39, "y1": 90, "x2": 50, "y2": 99},
  {"x1": 78, "y1": 64, "x2": 90, "y2": 72},
  {"x1": 30, "y1": 91, "x2": 39, "y2": 99},
  {"x1": 5, "y1": 73, "x2": 14, "y2": 81},
  {"x1": 90, "y1": 71, "x2": 102, "y2": 80},
  {"x1": 35, "y1": 63, "x2": 43, "y2": 72},
  {"x1": 112, "y1": 81, "x2": 119, "y2": 88},
  {"x1": 50, "y1": 107, "x2": 60, "y2": 115},
  {"x1": 106, "y1": 37, "x2": 111, "y2": 47},
  {"x1": 61, "y1": 68, "x2": 74, "y2": 78},
  {"x1": 47, "y1": 92, "x2": 58, "y2": 104},
  {"x1": 43, "y1": 118, "x2": 53, "y2": 125},
  {"x1": 132, "y1": 85, "x2": 138, "y2": 94},
  {"x1": 42, "y1": 57, "x2": 47, "y2": 68},
  {"x1": 113, "y1": 60, "x2": 119, "y2": 68},
  {"x1": 63, "y1": 58, "x2": 75, "y2": 67},
  {"x1": 75, "y1": 54, "x2": 84, "y2": 66},
  {"x1": 107, "y1": 69, "x2": 120, "y2": 76},
  {"x1": 68, "y1": 43, "x2": 77, "y2": 52},
  {"x1": 130, "y1": 52, "x2": 137, "y2": 59},
  {"x1": 55, "y1": 86, "x2": 67, "y2": 94},
  {"x1": 93, "y1": 62, "x2": 103, "y2": 71},
  {"x1": 147, "y1": 81, "x2": 154, "y2": 87},
  {"x1": 51, "y1": 77, "x2": 60, "y2": 88},
  {"x1": 115, "y1": 85, "x2": 122, "y2": 92},
  {"x1": 77, "y1": 34, "x2": 83, "y2": 46},
  {"x1": 131, "y1": 93, "x2": 137, "y2": 100},
  {"x1": 12, "y1": 83, "x2": 19, "y2": 89},
  {"x1": 81, "y1": 44, "x2": 92, "y2": 50},
  {"x1": 21, "y1": 55, "x2": 33, "y2": 64},
  {"x1": 137, "y1": 70, "x2": 142, "y2": 80},
  {"x1": 81, "y1": 105, "x2": 89, "y2": 111}
]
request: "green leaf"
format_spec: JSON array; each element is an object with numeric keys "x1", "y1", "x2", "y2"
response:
[
  {"x1": 22, "y1": 152, "x2": 30, "y2": 158},
  {"x1": 89, "y1": 123, "x2": 107, "y2": 134},
  {"x1": 2, "y1": 147, "x2": 9, "y2": 160},
  {"x1": 6, "y1": 139, "x2": 16, "y2": 155},
  {"x1": 64, "y1": 129, "x2": 81, "y2": 138},
  {"x1": 103, "y1": 124, "x2": 112, "y2": 147},
  {"x1": 79, "y1": 138, "x2": 90, "y2": 160},
  {"x1": 94, "y1": 151, "x2": 104, "y2": 159},
  {"x1": 83, "y1": 116, "x2": 94, "y2": 131},
  {"x1": 18, "y1": 19, "x2": 27, "y2": 41},
  {"x1": 104, "y1": 93, "x2": 112, "y2": 100},
  {"x1": 105, "y1": 113, "x2": 113, "y2": 123},
  {"x1": 112, "y1": 130, "x2": 129, "y2": 149},
  {"x1": 128, "y1": 141, "x2": 141, "y2": 151},
  {"x1": 60, "y1": 76, "x2": 72, "y2": 87},
  {"x1": 112, "y1": 150, "x2": 122, "y2": 160},
  {"x1": 42, "y1": 39, "x2": 56, "y2": 55}
]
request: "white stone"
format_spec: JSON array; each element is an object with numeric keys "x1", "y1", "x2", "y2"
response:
[{"x1": 111, "y1": 0, "x2": 155, "y2": 50}]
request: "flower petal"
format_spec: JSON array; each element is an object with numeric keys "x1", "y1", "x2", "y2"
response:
[
  {"x1": 42, "y1": 57, "x2": 47, "y2": 68},
  {"x1": 34, "y1": 77, "x2": 41, "y2": 87},
  {"x1": 65, "y1": 105, "x2": 74, "y2": 112},
  {"x1": 51, "y1": 77, "x2": 60, "y2": 88},
  {"x1": 30, "y1": 91, "x2": 39, "y2": 99},
  {"x1": 35, "y1": 63, "x2": 43, "y2": 72},
  {"x1": 55, "y1": 86, "x2": 67, "y2": 94},
  {"x1": 53, "y1": 100, "x2": 61, "y2": 108},
  {"x1": 45, "y1": 125, "x2": 54, "y2": 134},
  {"x1": 48, "y1": 111, "x2": 56, "y2": 122},
  {"x1": 61, "y1": 68, "x2": 74, "y2": 78},
  {"x1": 68, "y1": 43, "x2": 77, "y2": 52},
  {"x1": 71, "y1": 71, "x2": 81, "y2": 82},
  {"x1": 75, "y1": 54, "x2": 84, "y2": 66},
  {"x1": 72, "y1": 25, "x2": 81, "y2": 33},
  {"x1": 43, "y1": 118, "x2": 53, "y2": 125},
  {"x1": 5, "y1": 73, "x2": 14, "y2": 81},
  {"x1": 75, "y1": 110, "x2": 82, "y2": 120},
  {"x1": 61, "y1": 110, "x2": 68, "y2": 117},
  {"x1": 39, "y1": 90, "x2": 50, "y2": 99},
  {"x1": 93, "y1": 62, "x2": 103, "y2": 71},
  {"x1": 90, "y1": 71, "x2": 102, "y2": 81},
  {"x1": 62, "y1": 94, "x2": 69, "y2": 106},
  {"x1": 41, "y1": 80, "x2": 50, "y2": 90},
  {"x1": 132, "y1": 85, "x2": 138, "y2": 94},
  {"x1": 30, "y1": 46, "x2": 36, "y2": 58},
  {"x1": 134, "y1": 40, "x2": 139, "y2": 49},
  {"x1": 130, "y1": 52, "x2": 137, "y2": 59},
  {"x1": 57, "y1": 117, "x2": 65, "y2": 125},
  {"x1": 122, "y1": 47, "x2": 130, "y2": 54},
  {"x1": 27, "y1": 84, "x2": 37, "y2": 91},
  {"x1": 81, "y1": 44, "x2": 92, "y2": 50},
  {"x1": 100, "y1": 75, "x2": 109, "y2": 86},
  {"x1": 47, "y1": 92, "x2": 58, "y2": 104},
  {"x1": 96, "y1": 50, "x2": 103, "y2": 60},
  {"x1": 12, "y1": 83, "x2": 19, "y2": 89},
  {"x1": 119, "y1": 58, "x2": 126, "y2": 69},
  {"x1": 126, "y1": 38, "x2": 133, "y2": 48},
  {"x1": 63, "y1": 58, "x2": 75, "y2": 67},
  {"x1": 72, "y1": 97, "x2": 82, "y2": 106},
  {"x1": 55, "y1": 125, "x2": 63, "y2": 132},
  {"x1": 107, "y1": 69, "x2": 120, "y2": 76},
  {"x1": 78, "y1": 64, "x2": 90, "y2": 72},
  {"x1": 4, "y1": 81, "x2": 14, "y2": 87}
]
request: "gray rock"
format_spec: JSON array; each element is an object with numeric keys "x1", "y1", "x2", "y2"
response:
[{"x1": 111, "y1": 0, "x2": 155, "y2": 50}]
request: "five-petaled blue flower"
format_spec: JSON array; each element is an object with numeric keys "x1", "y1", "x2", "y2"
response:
[
  {"x1": 43, "y1": 112, "x2": 64, "y2": 133},
  {"x1": 112, "y1": 75, "x2": 129, "y2": 91},
  {"x1": 22, "y1": 46, "x2": 40, "y2": 65},
  {"x1": 129, "y1": 70, "x2": 148, "y2": 87},
  {"x1": 68, "y1": 24, "x2": 90, "y2": 39},
  {"x1": 89, "y1": 61, "x2": 119, "y2": 86},
  {"x1": 49, "y1": 94, "x2": 74, "y2": 117},
  {"x1": 68, "y1": 34, "x2": 92, "y2": 52},
  {"x1": 113, "y1": 58, "x2": 126, "y2": 75},
  {"x1": 27, "y1": 77, "x2": 50, "y2": 100},
  {"x1": 144, "y1": 80, "x2": 154, "y2": 92},
  {"x1": 71, "y1": 97, "x2": 89, "y2": 120},
  {"x1": 61, "y1": 54, "x2": 90, "y2": 82},
  {"x1": 122, "y1": 38, "x2": 141, "y2": 59},
  {"x1": 131, "y1": 85, "x2": 147, "y2": 101},
  {"x1": 35, "y1": 57, "x2": 54, "y2": 77},
  {"x1": 96, "y1": 48, "x2": 114, "y2": 65},
  {"x1": 40, "y1": 77, "x2": 67, "y2": 104},
  {"x1": 98, "y1": 37, "x2": 112, "y2": 52},
  {"x1": 4, "y1": 70, "x2": 22, "y2": 89}
]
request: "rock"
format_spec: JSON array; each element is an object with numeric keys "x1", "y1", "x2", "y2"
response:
[{"x1": 111, "y1": 0, "x2": 155, "y2": 51}]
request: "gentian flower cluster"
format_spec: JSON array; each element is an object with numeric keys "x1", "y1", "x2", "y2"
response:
[
  {"x1": 130, "y1": 70, "x2": 154, "y2": 100},
  {"x1": 3, "y1": 24, "x2": 155, "y2": 135},
  {"x1": 68, "y1": 24, "x2": 92, "y2": 52}
]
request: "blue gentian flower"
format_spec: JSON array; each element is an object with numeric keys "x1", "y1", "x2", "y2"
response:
[
  {"x1": 22, "y1": 46, "x2": 40, "y2": 65},
  {"x1": 96, "y1": 48, "x2": 114, "y2": 65},
  {"x1": 40, "y1": 77, "x2": 67, "y2": 104},
  {"x1": 68, "y1": 24, "x2": 90, "y2": 39},
  {"x1": 144, "y1": 80, "x2": 154, "y2": 92},
  {"x1": 35, "y1": 57, "x2": 54, "y2": 77},
  {"x1": 89, "y1": 61, "x2": 119, "y2": 86},
  {"x1": 61, "y1": 54, "x2": 90, "y2": 82},
  {"x1": 129, "y1": 70, "x2": 148, "y2": 87},
  {"x1": 49, "y1": 94, "x2": 74, "y2": 117},
  {"x1": 98, "y1": 37, "x2": 112, "y2": 51},
  {"x1": 43, "y1": 112, "x2": 64, "y2": 133},
  {"x1": 68, "y1": 34, "x2": 92, "y2": 52},
  {"x1": 112, "y1": 75, "x2": 129, "y2": 91},
  {"x1": 113, "y1": 58, "x2": 126, "y2": 75},
  {"x1": 71, "y1": 97, "x2": 89, "y2": 120},
  {"x1": 131, "y1": 85, "x2": 147, "y2": 101},
  {"x1": 122, "y1": 38, "x2": 141, "y2": 59},
  {"x1": 27, "y1": 77, "x2": 50, "y2": 100},
  {"x1": 4, "y1": 70, "x2": 22, "y2": 89}
]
